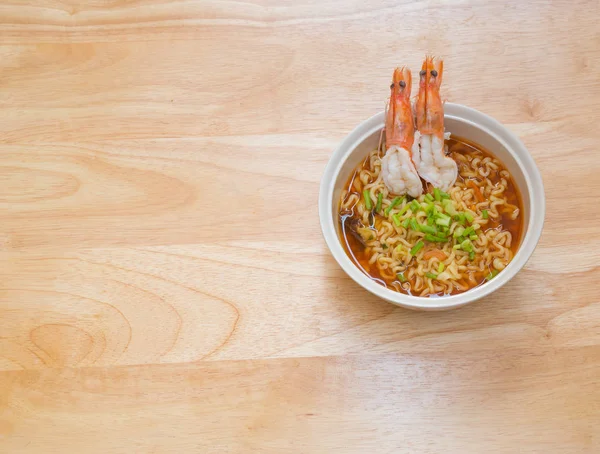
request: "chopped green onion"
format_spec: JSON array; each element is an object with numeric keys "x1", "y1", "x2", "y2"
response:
[
  {"x1": 434, "y1": 188, "x2": 441, "y2": 202},
  {"x1": 435, "y1": 214, "x2": 451, "y2": 227},
  {"x1": 482, "y1": 209, "x2": 489, "y2": 219},
  {"x1": 456, "y1": 213, "x2": 466, "y2": 225},
  {"x1": 376, "y1": 193, "x2": 383, "y2": 213},
  {"x1": 427, "y1": 218, "x2": 434, "y2": 226},
  {"x1": 409, "y1": 218, "x2": 418, "y2": 231},
  {"x1": 465, "y1": 211, "x2": 474, "y2": 223},
  {"x1": 410, "y1": 240, "x2": 424, "y2": 256},
  {"x1": 410, "y1": 200, "x2": 421, "y2": 212},
  {"x1": 418, "y1": 224, "x2": 438, "y2": 235},
  {"x1": 384, "y1": 196, "x2": 403, "y2": 216},
  {"x1": 440, "y1": 191, "x2": 451, "y2": 199},
  {"x1": 438, "y1": 262, "x2": 445, "y2": 273},
  {"x1": 420, "y1": 202, "x2": 429, "y2": 210},
  {"x1": 442, "y1": 199, "x2": 457, "y2": 216},
  {"x1": 425, "y1": 234, "x2": 447, "y2": 243},
  {"x1": 469, "y1": 251, "x2": 475, "y2": 260},
  {"x1": 425, "y1": 272, "x2": 438, "y2": 279},
  {"x1": 463, "y1": 226, "x2": 475, "y2": 237},
  {"x1": 461, "y1": 239, "x2": 473, "y2": 252},
  {"x1": 435, "y1": 218, "x2": 451, "y2": 227},
  {"x1": 469, "y1": 234, "x2": 478, "y2": 241},
  {"x1": 424, "y1": 193, "x2": 434, "y2": 203},
  {"x1": 453, "y1": 244, "x2": 461, "y2": 250},
  {"x1": 398, "y1": 203, "x2": 411, "y2": 216},
  {"x1": 392, "y1": 214, "x2": 401, "y2": 226},
  {"x1": 397, "y1": 273, "x2": 407, "y2": 283},
  {"x1": 402, "y1": 218, "x2": 410, "y2": 228},
  {"x1": 472, "y1": 223, "x2": 481, "y2": 230},
  {"x1": 486, "y1": 269, "x2": 500, "y2": 281},
  {"x1": 453, "y1": 226, "x2": 465, "y2": 238},
  {"x1": 363, "y1": 190, "x2": 372, "y2": 210}
]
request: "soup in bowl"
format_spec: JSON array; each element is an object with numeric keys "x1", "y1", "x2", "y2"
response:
[{"x1": 319, "y1": 103, "x2": 545, "y2": 310}]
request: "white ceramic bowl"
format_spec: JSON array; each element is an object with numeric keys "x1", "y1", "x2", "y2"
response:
[{"x1": 319, "y1": 103, "x2": 545, "y2": 311}]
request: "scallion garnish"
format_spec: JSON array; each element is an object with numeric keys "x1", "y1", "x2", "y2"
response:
[
  {"x1": 424, "y1": 193, "x2": 434, "y2": 203},
  {"x1": 438, "y1": 262, "x2": 445, "y2": 273},
  {"x1": 482, "y1": 209, "x2": 489, "y2": 219},
  {"x1": 440, "y1": 191, "x2": 450, "y2": 199},
  {"x1": 384, "y1": 196, "x2": 403, "y2": 216},
  {"x1": 469, "y1": 234, "x2": 478, "y2": 241},
  {"x1": 435, "y1": 213, "x2": 451, "y2": 227},
  {"x1": 425, "y1": 272, "x2": 438, "y2": 279},
  {"x1": 434, "y1": 188, "x2": 441, "y2": 202},
  {"x1": 442, "y1": 199, "x2": 457, "y2": 216},
  {"x1": 469, "y1": 251, "x2": 475, "y2": 260},
  {"x1": 409, "y1": 218, "x2": 418, "y2": 231},
  {"x1": 376, "y1": 193, "x2": 383, "y2": 213},
  {"x1": 465, "y1": 212, "x2": 474, "y2": 223},
  {"x1": 425, "y1": 234, "x2": 447, "y2": 243},
  {"x1": 486, "y1": 269, "x2": 499, "y2": 280},
  {"x1": 392, "y1": 214, "x2": 401, "y2": 226},
  {"x1": 461, "y1": 239, "x2": 473, "y2": 252},
  {"x1": 402, "y1": 218, "x2": 410, "y2": 228},
  {"x1": 410, "y1": 240, "x2": 424, "y2": 255},
  {"x1": 418, "y1": 224, "x2": 438, "y2": 235},
  {"x1": 363, "y1": 190, "x2": 372, "y2": 210},
  {"x1": 398, "y1": 202, "x2": 411, "y2": 216},
  {"x1": 410, "y1": 200, "x2": 421, "y2": 212},
  {"x1": 453, "y1": 226, "x2": 465, "y2": 239},
  {"x1": 397, "y1": 273, "x2": 407, "y2": 283}
]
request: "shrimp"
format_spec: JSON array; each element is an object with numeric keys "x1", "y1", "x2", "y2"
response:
[
  {"x1": 415, "y1": 56, "x2": 457, "y2": 191},
  {"x1": 381, "y1": 67, "x2": 423, "y2": 198}
]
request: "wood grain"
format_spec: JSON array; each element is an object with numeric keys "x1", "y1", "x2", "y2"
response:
[{"x1": 1, "y1": 0, "x2": 599, "y2": 452}]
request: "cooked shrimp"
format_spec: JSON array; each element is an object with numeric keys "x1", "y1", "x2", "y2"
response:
[
  {"x1": 381, "y1": 67, "x2": 423, "y2": 197},
  {"x1": 415, "y1": 56, "x2": 457, "y2": 191}
]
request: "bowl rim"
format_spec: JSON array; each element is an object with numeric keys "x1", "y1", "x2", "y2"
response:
[{"x1": 319, "y1": 102, "x2": 545, "y2": 310}]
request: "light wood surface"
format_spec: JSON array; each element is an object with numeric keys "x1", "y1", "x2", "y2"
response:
[{"x1": 1, "y1": 0, "x2": 599, "y2": 452}]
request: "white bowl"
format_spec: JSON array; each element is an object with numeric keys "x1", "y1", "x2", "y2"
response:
[{"x1": 319, "y1": 103, "x2": 545, "y2": 311}]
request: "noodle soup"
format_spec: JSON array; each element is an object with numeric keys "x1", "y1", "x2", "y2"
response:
[{"x1": 339, "y1": 136, "x2": 523, "y2": 297}]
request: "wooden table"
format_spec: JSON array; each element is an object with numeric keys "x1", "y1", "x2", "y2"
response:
[{"x1": 1, "y1": 1, "x2": 599, "y2": 452}]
